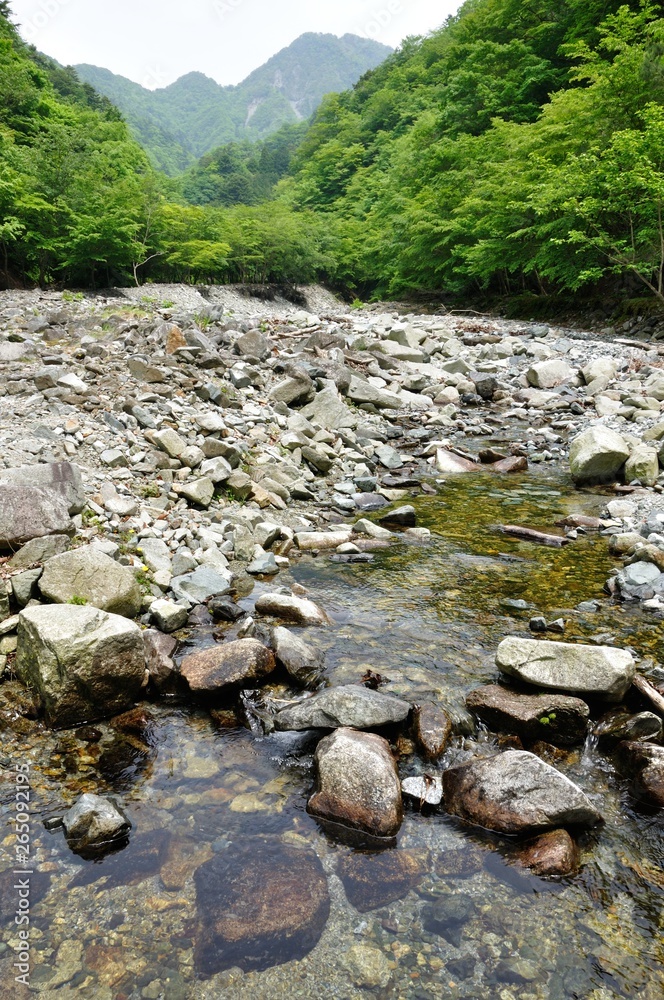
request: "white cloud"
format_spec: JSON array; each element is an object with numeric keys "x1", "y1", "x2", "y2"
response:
[{"x1": 9, "y1": 0, "x2": 461, "y2": 87}]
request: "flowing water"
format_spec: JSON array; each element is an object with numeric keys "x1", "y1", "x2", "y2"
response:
[{"x1": 1, "y1": 469, "x2": 663, "y2": 999}]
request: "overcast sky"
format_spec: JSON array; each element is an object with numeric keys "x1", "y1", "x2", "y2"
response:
[{"x1": 9, "y1": 0, "x2": 461, "y2": 89}]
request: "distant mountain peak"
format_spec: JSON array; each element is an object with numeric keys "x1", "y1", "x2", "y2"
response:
[{"x1": 75, "y1": 32, "x2": 392, "y2": 175}]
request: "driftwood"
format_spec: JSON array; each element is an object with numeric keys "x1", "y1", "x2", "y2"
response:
[
  {"x1": 500, "y1": 524, "x2": 570, "y2": 548},
  {"x1": 633, "y1": 674, "x2": 664, "y2": 717}
]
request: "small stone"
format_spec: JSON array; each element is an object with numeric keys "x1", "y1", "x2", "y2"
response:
[
  {"x1": 379, "y1": 505, "x2": 416, "y2": 527},
  {"x1": 402, "y1": 774, "x2": 443, "y2": 806},
  {"x1": 150, "y1": 600, "x2": 188, "y2": 633},
  {"x1": 62, "y1": 793, "x2": 131, "y2": 855},
  {"x1": 343, "y1": 945, "x2": 392, "y2": 988},
  {"x1": 422, "y1": 894, "x2": 475, "y2": 947}
]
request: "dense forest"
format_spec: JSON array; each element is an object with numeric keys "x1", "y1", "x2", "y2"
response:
[{"x1": 1, "y1": 0, "x2": 663, "y2": 311}]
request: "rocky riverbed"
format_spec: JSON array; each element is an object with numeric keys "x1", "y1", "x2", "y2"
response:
[{"x1": 1, "y1": 283, "x2": 664, "y2": 1000}]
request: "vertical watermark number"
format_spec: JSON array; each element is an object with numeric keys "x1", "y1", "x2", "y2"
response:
[{"x1": 13, "y1": 764, "x2": 32, "y2": 987}]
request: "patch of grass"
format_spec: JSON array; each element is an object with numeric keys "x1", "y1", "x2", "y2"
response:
[{"x1": 68, "y1": 595, "x2": 88, "y2": 606}]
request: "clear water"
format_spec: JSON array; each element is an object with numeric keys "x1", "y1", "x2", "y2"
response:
[{"x1": 1, "y1": 470, "x2": 663, "y2": 999}]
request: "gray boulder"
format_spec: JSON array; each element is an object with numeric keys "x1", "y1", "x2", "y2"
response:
[
  {"x1": 443, "y1": 750, "x2": 602, "y2": 834},
  {"x1": 255, "y1": 592, "x2": 329, "y2": 626},
  {"x1": 569, "y1": 427, "x2": 630, "y2": 484},
  {"x1": 624, "y1": 445, "x2": 659, "y2": 486},
  {"x1": 233, "y1": 330, "x2": 271, "y2": 361},
  {"x1": 9, "y1": 534, "x2": 69, "y2": 570},
  {"x1": 272, "y1": 626, "x2": 325, "y2": 686},
  {"x1": 526, "y1": 359, "x2": 573, "y2": 389},
  {"x1": 39, "y1": 547, "x2": 142, "y2": 618},
  {"x1": 270, "y1": 372, "x2": 315, "y2": 406},
  {"x1": 308, "y1": 728, "x2": 403, "y2": 841},
  {"x1": 63, "y1": 793, "x2": 131, "y2": 854},
  {"x1": 0, "y1": 485, "x2": 73, "y2": 551},
  {"x1": 346, "y1": 377, "x2": 402, "y2": 410},
  {"x1": 0, "y1": 462, "x2": 85, "y2": 514},
  {"x1": 170, "y1": 566, "x2": 232, "y2": 604},
  {"x1": 301, "y1": 387, "x2": 357, "y2": 430},
  {"x1": 16, "y1": 605, "x2": 146, "y2": 726},
  {"x1": 274, "y1": 685, "x2": 411, "y2": 731},
  {"x1": 496, "y1": 636, "x2": 634, "y2": 702}
]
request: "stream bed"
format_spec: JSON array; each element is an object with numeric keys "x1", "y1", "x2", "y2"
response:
[{"x1": 2, "y1": 469, "x2": 663, "y2": 1000}]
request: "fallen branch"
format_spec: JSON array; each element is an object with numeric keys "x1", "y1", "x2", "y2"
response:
[
  {"x1": 633, "y1": 674, "x2": 664, "y2": 717},
  {"x1": 499, "y1": 525, "x2": 569, "y2": 548}
]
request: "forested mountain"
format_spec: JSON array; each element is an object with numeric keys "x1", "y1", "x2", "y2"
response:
[
  {"x1": 2, "y1": 0, "x2": 664, "y2": 312},
  {"x1": 75, "y1": 34, "x2": 392, "y2": 175}
]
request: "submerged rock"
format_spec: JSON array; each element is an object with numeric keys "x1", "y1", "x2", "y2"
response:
[
  {"x1": 338, "y1": 849, "x2": 428, "y2": 912},
  {"x1": 616, "y1": 741, "x2": 664, "y2": 807},
  {"x1": 308, "y1": 727, "x2": 403, "y2": 841},
  {"x1": 274, "y1": 685, "x2": 411, "y2": 731},
  {"x1": 193, "y1": 838, "x2": 330, "y2": 976},
  {"x1": 466, "y1": 684, "x2": 590, "y2": 746},
  {"x1": 272, "y1": 626, "x2": 325, "y2": 686},
  {"x1": 62, "y1": 793, "x2": 131, "y2": 856},
  {"x1": 496, "y1": 636, "x2": 635, "y2": 702},
  {"x1": 16, "y1": 605, "x2": 146, "y2": 726},
  {"x1": 514, "y1": 828, "x2": 581, "y2": 877},
  {"x1": 443, "y1": 750, "x2": 602, "y2": 834},
  {"x1": 180, "y1": 638, "x2": 275, "y2": 693},
  {"x1": 422, "y1": 894, "x2": 476, "y2": 948},
  {"x1": 39, "y1": 546, "x2": 142, "y2": 618}
]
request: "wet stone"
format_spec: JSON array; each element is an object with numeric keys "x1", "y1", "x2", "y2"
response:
[
  {"x1": 97, "y1": 735, "x2": 153, "y2": 790},
  {"x1": 208, "y1": 597, "x2": 245, "y2": 623},
  {"x1": 274, "y1": 684, "x2": 411, "y2": 730},
  {"x1": 412, "y1": 702, "x2": 453, "y2": 759},
  {"x1": 338, "y1": 849, "x2": 429, "y2": 912},
  {"x1": 180, "y1": 638, "x2": 276, "y2": 694},
  {"x1": 422, "y1": 893, "x2": 476, "y2": 947},
  {"x1": 62, "y1": 793, "x2": 131, "y2": 857},
  {"x1": 513, "y1": 828, "x2": 581, "y2": 877},
  {"x1": 593, "y1": 709, "x2": 663, "y2": 751},
  {"x1": 193, "y1": 837, "x2": 330, "y2": 976},
  {"x1": 616, "y1": 741, "x2": 664, "y2": 807},
  {"x1": 272, "y1": 625, "x2": 325, "y2": 687},
  {"x1": 466, "y1": 684, "x2": 590, "y2": 747}
]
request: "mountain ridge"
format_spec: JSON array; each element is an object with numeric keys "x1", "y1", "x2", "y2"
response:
[{"x1": 75, "y1": 32, "x2": 392, "y2": 175}]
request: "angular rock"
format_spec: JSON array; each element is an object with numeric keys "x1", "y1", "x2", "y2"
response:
[
  {"x1": 0, "y1": 484, "x2": 73, "y2": 551},
  {"x1": 154, "y1": 428, "x2": 187, "y2": 459},
  {"x1": 496, "y1": 636, "x2": 635, "y2": 702},
  {"x1": 193, "y1": 838, "x2": 329, "y2": 975},
  {"x1": 436, "y1": 449, "x2": 478, "y2": 474},
  {"x1": 233, "y1": 330, "x2": 272, "y2": 361},
  {"x1": 569, "y1": 427, "x2": 630, "y2": 484},
  {"x1": 308, "y1": 728, "x2": 403, "y2": 841},
  {"x1": 422, "y1": 894, "x2": 475, "y2": 947},
  {"x1": 272, "y1": 626, "x2": 325, "y2": 686},
  {"x1": 200, "y1": 456, "x2": 232, "y2": 483},
  {"x1": 180, "y1": 638, "x2": 275, "y2": 693},
  {"x1": 143, "y1": 629, "x2": 179, "y2": 695},
  {"x1": 582, "y1": 357, "x2": 618, "y2": 384},
  {"x1": 466, "y1": 685, "x2": 590, "y2": 747},
  {"x1": 149, "y1": 599, "x2": 188, "y2": 633},
  {"x1": 443, "y1": 750, "x2": 602, "y2": 833},
  {"x1": 301, "y1": 387, "x2": 357, "y2": 430},
  {"x1": 0, "y1": 462, "x2": 85, "y2": 514},
  {"x1": 338, "y1": 849, "x2": 428, "y2": 912},
  {"x1": 62, "y1": 793, "x2": 131, "y2": 856},
  {"x1": 138, "y1": 538, "x2": 172, "y2": 575},
  {"x1": 526, "y1": 360, "x2": 573, "y2": 389},
  {"x1": 379, "y1": 505, "x2": 416, "y2": 527},
  {"x1": 179, "y1": 477, "x2": 215, "y2": 508},
  {"x1": 593, "y1": 709, "x2": 662, "y2": 750},
  {"x1": 254, "y1": 592, "x2": 329, "y2": 626},
  {"x1": 39, "y1": 547, "x2": 142, "y2": 618},
  {"x1": 402, "y1": 775, "x2": 443, "y2": 806},
  {"x1": 274, "y1": 685, "x2": 411, "y2": 731},
  {"x1": 270, "y1": 372, "x2": 314, "y2": 406},
  {"x1": 616, "y1": 741, "x2": 664, "y2": 806},
  {"x1": 624, "y1": 445, "x2": 659, "y2": 486},
  {"x1": 346, "y1": 377, "x2": 402, "y2": 409},
  {"x1": 16, "y1": 605, "x2": 146, "y2": 726},
  {"x1": 226, "y1": 469, "x2": 253, "y2": 500},
  {"x1": 412, "y1": 703, "x2": 452, "y2": 760},
  {"x1": 514, "y1": 828, "x2": 581, "y2": 877},
  {"x1": 343, "y1": 945, "x2": 392, "y2": 989},
  {"x1": 170, "y1": 566, "x2": 232, "y2": 603}
]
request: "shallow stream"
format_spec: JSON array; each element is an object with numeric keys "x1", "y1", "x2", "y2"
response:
[{"x1": 1, "y1": 470, "x2": 663, "y2": 999}]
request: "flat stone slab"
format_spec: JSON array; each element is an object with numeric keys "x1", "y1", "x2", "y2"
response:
[
  {"x1": 0, "y1": 484, "x2": 73, "y2": 551},
  {"x1": 39, "y1": 546, "x2": 142, "y2": 619},
  {"x1": 496, "y1": 636, "x2": 635, "y2": 702},
  {"x1": 443, "y1": 750, "x2": 603, "y2": 834},
  {"x1": 0, "y1": 462, "x2": 85, "y2": 514},
  {"x1": 274, "y1": 685, "x2": 411, "y2": 731}
]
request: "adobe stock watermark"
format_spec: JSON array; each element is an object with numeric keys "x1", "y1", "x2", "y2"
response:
[
  {"x1": 212, "y1": 0, "x2": 245, "y2": 20},
  {"x1": 354, "y1": 0, "x2": 404, "y2": 42},
  {"x1": 19, "y1": 0, "x2": 76, "y2": 44},
  {"x1": 12, "y1": 763, "x2": 32, "y2": 987}
]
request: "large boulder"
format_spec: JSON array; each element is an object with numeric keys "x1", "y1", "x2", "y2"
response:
[
  {"x1": 0, "y1": 484, "x2": 73, "y2": 551},
  {"x1": 0, "y1": 462, "x2": 85, "y2": 514},
  {"x1": 39, "y1": 547, "x2": 142, "y2": 619},
  {"x1": 170, "y1": 566, "x2": 232, "y2": 604},
  {"x1": 466, "y1": 685, "x2": 590, "y2": 746},
  {"x1": 180, "y1": 638, "x2": 275, "y2": 694},
  {"x1": 308, "y1": 728, "x2": 403, "y2": 841},
  {"x1": 193, "y1": 838, "x2": 329, "y2": 975},
  {"x1": 624, "y1": 445, "x2": 659, "y2": 487},
  {"x1": 272, "y1": 626, "x2": 325, "y2": 687},
  {"x1": 16, "y1": 605, "x2": 146, "y2": 726},
  {"x1": 300, "y1": 387, "x2": 357, "y2": 430},
  {"x1": 274, "y1": 685, "x2": 411, "y2": 731},
  {"x1": 443, "y1": 750, "x2": 602, "y2": 834},
  {"x1": 254, "y1": 592, "x2": 329, "y2": 626},
  {"x1": 526, "y1": 359, "x2": 573, "y2": 389},
  {"x1": 496, "y1": 636, "x2": 634, "y2": 702},
  {"x1": 569, "y1": 427, "x2": 630, "y2": 484}
]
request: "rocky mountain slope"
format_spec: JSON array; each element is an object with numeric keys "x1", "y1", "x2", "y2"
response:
[{"x1": 75, "y1": 33, "x2": 392, "y2": 174}]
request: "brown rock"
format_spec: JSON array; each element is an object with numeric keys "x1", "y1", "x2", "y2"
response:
[
  {"x1": 434, "y1": 844, "x2": 485, "y2": 879},
  {"x1": 514, "y1": 829, "x2": 580, "y2": 877},
  {"x1": 110, "y1": 707, "x2": 155, "y2": 740},
  {"x1": 338, "y1": 849, "x2": 429, "y2": 912},
  {"x1": 491, "y1": 456, "x2": 528, "y2": 474},
  {"x1": 466, "y1": 685, "x2": 590, "y2": 747},
  {"x1": 308, "y1": 728, "x2": 403, "y2": 843},
  {"x1": 143, "y1": 629, "x2": 179, "y2": 695},
  {"x1": 616, "y1": 741, "x2": 664, "y2": 807},
  {"x1": 164, "y1": 324, "x2": 187, "y2": 354},
  {"x1": 180, "y1": 639, "x2": 275, "y2": 693},
  {"x1": 413, "y1": 702, "x2": 452, "y2": 760},
  {"x1": 161, "y1": 840, "x2": 214, "y2": 891},
  {"x1": 194, "y1": 837, "x2": 329, "y2": 975}
]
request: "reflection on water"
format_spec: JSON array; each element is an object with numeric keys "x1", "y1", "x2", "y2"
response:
[{"x1": 1, "y1": 469, "x2": 663, "y2": 998}]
